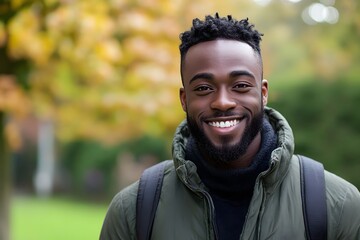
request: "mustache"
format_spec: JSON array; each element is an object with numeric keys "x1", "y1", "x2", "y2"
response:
[{"x1": 202, "y1": 110, "x2": 249, "y2": 119}]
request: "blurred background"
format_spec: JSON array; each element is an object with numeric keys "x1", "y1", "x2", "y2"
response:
[{"x1": 0, "y1": 0, "x2": 359, "y2": 239}]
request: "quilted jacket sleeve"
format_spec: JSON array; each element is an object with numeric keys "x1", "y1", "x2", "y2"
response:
[
  {"x1": 100, "y1": 182, "x2": 138, "y2": 240},
  {"x1": 335, "y1": 183, "x2": 360, "y2": 239},
  {"x1": 325, "y1": 170, "x2": 360, "y2": 240}
]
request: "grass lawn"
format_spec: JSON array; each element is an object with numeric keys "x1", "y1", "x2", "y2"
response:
[{"x1": 11, "y1": 196, "x2": 109, "y2": 240}]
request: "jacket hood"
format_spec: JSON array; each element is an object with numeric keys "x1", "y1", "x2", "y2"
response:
[{"x1": 171, "y1": 107, "x2": 295, "y2": 192}]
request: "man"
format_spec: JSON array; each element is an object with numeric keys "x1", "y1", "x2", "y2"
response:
[{"x1": 100, "y1": 14, "x2": 360, "y2": 239}]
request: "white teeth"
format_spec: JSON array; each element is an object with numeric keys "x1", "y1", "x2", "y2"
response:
[{"x1": 209, "y1": 119, "x2": 240, "y2": 128}]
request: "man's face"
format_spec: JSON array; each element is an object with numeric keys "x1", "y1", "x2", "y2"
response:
[{"x1": 180, "y1": 39, "x2": 268, "y2": 164}]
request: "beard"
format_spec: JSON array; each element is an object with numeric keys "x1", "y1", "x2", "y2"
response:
[{"x1": 186, "y1": 107, "x2": 264, "y2": 164}]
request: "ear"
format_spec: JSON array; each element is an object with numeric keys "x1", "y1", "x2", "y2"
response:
[
  {"x1": 261, "y1": 79, "x2": 268, "y2": 106},
  {"x1": 179, "y1": 88, "x2": 187, "y2": 112}
]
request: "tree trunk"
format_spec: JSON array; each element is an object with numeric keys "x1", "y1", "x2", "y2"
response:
[
  {"x1": 0, "y1": 4, "x2": 29, "y2": 239},
  {"x1": 0, "y1": 111, "x2": 10, "y2": 240}
]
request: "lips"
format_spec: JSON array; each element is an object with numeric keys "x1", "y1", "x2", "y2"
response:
[
  {"x1": 205, "y1": 114, "x2": 245, "y2": 128},
  {"x1": 201, "y1": 116, "x2": 247, "y2": 147}
]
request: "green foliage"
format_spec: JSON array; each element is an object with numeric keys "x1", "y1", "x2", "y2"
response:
[
  {"x1": 270, "y1": 79, "x2": 360, "y2": 188},
  {"x1": 60, "y1": 135, "x2": 171, "y2": 197}
]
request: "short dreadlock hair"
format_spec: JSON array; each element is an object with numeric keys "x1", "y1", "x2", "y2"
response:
[{"x1": 179, "y1": 13, "x2": 264, "y2": 82}]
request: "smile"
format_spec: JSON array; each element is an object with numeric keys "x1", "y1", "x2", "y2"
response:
[{"x1": 208, "y1": 119, "x2": 240, "y2": 128}]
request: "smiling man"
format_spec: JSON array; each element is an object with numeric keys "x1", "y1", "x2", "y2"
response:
[
  {"x1": 100, "y1": 14, "x2": 360, "y2": 240},
  {"x1": 180, "y1": 39, "x2": 267, "y2": 169}
]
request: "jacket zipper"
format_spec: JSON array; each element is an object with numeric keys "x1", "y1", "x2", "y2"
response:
[
  {"x1": 184, "y1": 179, "x2": 219, "y2": 240},
  {"x1": 201, "y1": 190, "x2": 219, "y2": 240},
  {"x1": 256, "y1": 187, "x2": 267, "y2": 240},
  {"x1": 253, "y1": 161, "x2": 275, "y2": 240}
]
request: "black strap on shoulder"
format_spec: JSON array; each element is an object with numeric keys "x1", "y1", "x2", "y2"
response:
[
  {"x1": 298, "y1": 155, "x2": 327, "y2": 240},
  {"x1": 136, "y1": 161, "x2": 167, "y2": 240}
]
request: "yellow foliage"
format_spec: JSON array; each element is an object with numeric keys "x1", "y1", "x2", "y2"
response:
[
  {"x1": 8, "y1": 7, "x2": 55, "y2": 65},
  {"x1": 44, "y1": 0, "x2": 59, "y2": 6},
  {"x1": 2, "y1": 0, "x2": 248, "y2": 142},
  {"x1": 0, "y1": 75, "x2": 30, "y2": 117},
  {"x1": 8, "y1": 7, "x2": 39, "y2": 39},
  {"x1": 5, "y1": 121, "x2": 22, "y2": 151},
  {"x1": 109, "y1": 0, "x2": 127, "y2": 10},
  {"x1": 95, "y1": 40, "x2": 122, "y2": 63},
  {"x1": 0, "y1": 21, "x2": 5, "y2": 47},
  {"x1": 119, "y1": 10, "x2": 153, "y2": 33},
  {"x1": 10, "y1": 0, "x2": 29, "y2": 9},
  {"x1": 1, "y1": 0, "x2": 358, "y2": 145},
  {"x1": 45, "y1": 4, "x2": 78, "y2": 37}
]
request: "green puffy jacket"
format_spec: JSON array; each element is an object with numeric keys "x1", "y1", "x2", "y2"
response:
[{"x1": 100, "y1": 107, "x2": 360, "y2": 239}]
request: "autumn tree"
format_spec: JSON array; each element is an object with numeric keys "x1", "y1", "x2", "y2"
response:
[{"x1": 1, "y1": 2, "x2": 33, "y2": 239}]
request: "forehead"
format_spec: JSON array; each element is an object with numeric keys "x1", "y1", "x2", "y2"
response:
[{"x1": 182, "y1": 39, "x2": 262, "y2": 83}]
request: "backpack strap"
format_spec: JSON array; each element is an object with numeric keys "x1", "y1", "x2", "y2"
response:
[
  {"x1": 136, "y1": 161, "x2": 168, "y2": 240},
  {"x1": 298, "y1": 155, "x2": 327, "y2": 240}
]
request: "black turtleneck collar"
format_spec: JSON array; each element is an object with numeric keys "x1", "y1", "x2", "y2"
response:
[{"x1": 185, "y1": 118, "x2": 278, "y2": 200}]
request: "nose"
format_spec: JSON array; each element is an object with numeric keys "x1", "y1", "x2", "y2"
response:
[{"x1": 210, "y1": 88, "x2": 236, "y2": 111}]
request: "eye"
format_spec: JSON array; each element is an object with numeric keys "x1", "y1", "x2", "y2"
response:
[
  {"x1": 233, "y1": 82, "x2": 252, "y2": 93},
  {"x1": 194, "y1": 85, "x2": 213, "y2": 92},
  {"x1": 234, "y1": 83, "x2": 250, "y2": 89},
  {"x1": 193, "y1": 85, "x2": 213, "y2": 95}
]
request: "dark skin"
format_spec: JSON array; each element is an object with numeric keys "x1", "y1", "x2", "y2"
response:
[{"x1": 180, "y1": 39, "x2": 268, "y2": 169}]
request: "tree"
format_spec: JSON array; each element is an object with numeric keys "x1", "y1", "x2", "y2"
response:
[{"x1": 1, "y1": 1, "x2": 33, "y2": 238}]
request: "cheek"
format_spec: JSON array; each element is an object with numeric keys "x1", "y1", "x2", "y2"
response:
[
  {"x1": 186, "y1": 98, "x2": 208, "y2": 118},
  {"x1": 240, "y1": 92, "x2": 263, "y2": 113}
]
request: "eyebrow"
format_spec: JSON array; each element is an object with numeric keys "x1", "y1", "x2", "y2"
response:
[
  {"x1": 189, "y1": 73, "x2": 214, "y2": 84},
  {"x1": 229, "y1": 70, "x2": 256, "y2": 80},
  {"x1": 189, "y1": 70, "x2": 255, "y2": 84}
]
